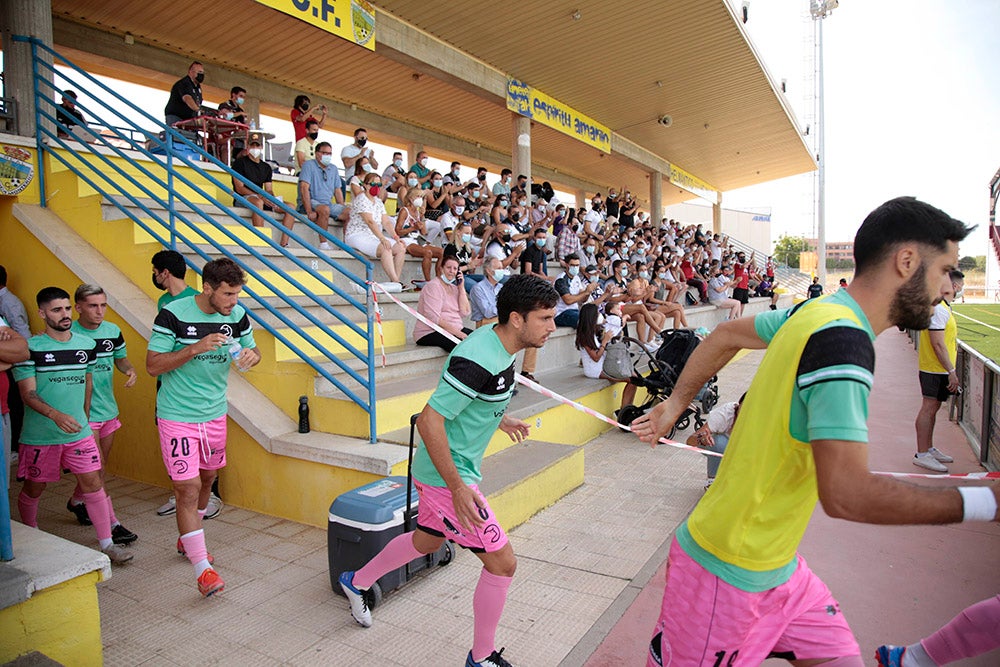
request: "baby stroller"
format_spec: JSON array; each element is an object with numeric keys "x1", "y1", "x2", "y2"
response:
[{"x1": 616, "y1": 329, "x2": 719, "y2": 439}]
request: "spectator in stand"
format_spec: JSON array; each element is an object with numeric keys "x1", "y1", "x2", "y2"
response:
[
  {"x1": 708, "y1": 266, "x2": 742, "y2": 320},
  {"x1": 395, "y1": 188, "x2": 443, "y2": 284},
  {"x1": 0, "y1": 266, "x2": 30, "y2": 339},
  {"x1": 553, "y1": 254, "x2": 600, "y2": 328},
  {"x1": 520, "y1": 228, "x2": 550, "y2": 280},
  {"x1": 755, "y1": 276, "x2": 780, "y2": 310},
  {"x1": 492, "y1": 168, "x2": 512, "y2": 197},
  {"x1": 618, "y1": 191, "x2": 638, "y2": 231},
  {"x1": 436, "y1": 196, "x2": 469, "y2": 247},
  {"x1": 297, "y1": 142, "x2": 347, "y2": 250},
  {"x1": 217, "y1": 87, "x2": 247, "y2": 124},
  {"x1": 839, "y1": 278, "x2": 849, "y2": 289},
  {"x1": 604, "y1": 188, "x2": 621, "y2": 224},
  {"x1": 807, "y1": 276, "x2": 824, "y2": 299},
  {"x1": 485, "y1": 222, "x2": 524, "y2": 272},
  {"x1": 382, "y1": 151, "x2": 407, "y2": 195},
  {"x1": 584, "y1": 195, "x2": 606, "y2": 243},
  {"x1": 576, "y1": 303, "x2": 638, "y2": 413},
  {"x1": 443, "y1": 161, "x2": 464, "y2": 186},
  {"x1": 347, "y1": 155, "x2": 384, "y2": 201},
  {"x1": 732, "y1": 252, "x2": 752, "y2": 312},
  {"x1": 510, "y1": 174, "x2": 529, "y2": 201},
  {"x1": 470, "y1": 257, "x2": 505, "y2": 328},
  {"x1": 636, "y1": 263, "x2": 688, "y2": 330},
  {"x1": 290, "y1": 95, "x2": 326, "y2": 142},
  {"x1": 164, "y1": 62, "x2": 204, "y2": 125},
  {"x1": 445, "y1": 221, "x2": 485, "y2": 292},
  {"x1": 346, "y1": 173, "x2": 407, "y2": 284},
  {"x1": 410, "y1": 151, "x2": 432, "y2": 190},
  {"x1": 231, "y1": 134, "x2": 296, "y2": 246},
  {"x1": 765, "y1": 255, "x2": 776, "y2": 279},
  {"x1": 413, "y1": 255, "x2": 471, "y2": 351},
  {"x1": 424, "y1": 172, "x2": 451, "y2": 223},
  {"x1": 680, "y1": 252, "x2": 710, "y2": 303},
  {"x1": 341, "y1": 128, "x2": 378, "y2": 184},
  {"x1": 56, "y1": 90, "x2": 87, "y2": 138},
  {"x1": 294, "y1": 119, "x2": 320, "y2": 171},
  {"x1": 687, "y1": 393, "x2": 746, "y2": 489},
  {"x1": 556, "y1": 212, "x2": 584, "y2": 267}
]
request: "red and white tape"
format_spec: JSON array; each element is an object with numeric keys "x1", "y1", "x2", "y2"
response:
[{"x1": 369, "y1": 282, "x2": 996, "y2": 480}]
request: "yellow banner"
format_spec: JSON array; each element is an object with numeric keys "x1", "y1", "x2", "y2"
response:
[
  {"x1": 255, "y1": 0, "x2": 375, "y2": 51},
  {"x1": 669, "y1": 164, "x2": 718, "y2": 204},
  {"x1": 506, "y1": 78, "x2": 611, "y2": 153}
]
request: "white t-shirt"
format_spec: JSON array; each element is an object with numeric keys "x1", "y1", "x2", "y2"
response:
[
  {"x1": 341, "y1": 143, "x2": 371, "y2": 181},
  {"x1": 346, "y1": 194, "x2": 385, "y2": 239},
  {"x1": 707, "y1": 401, "x2": 739, "y2": 435},
  {"x1": 580, "y1": 335, "x2": 604, "y2": 379},
  {"x1": 604, "y1": 314, "x2": 624, "y2": 338},
  {"x1": 708, "y1": 275, "x2": 730, "y2": 302}
]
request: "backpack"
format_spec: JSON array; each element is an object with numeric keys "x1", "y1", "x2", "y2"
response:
[{"x1": 602, "y1": 337, "x2": 634, "y2": 381}]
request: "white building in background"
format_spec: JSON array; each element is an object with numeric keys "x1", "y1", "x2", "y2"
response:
[{"x1": 664, "y1": 201, "x2": 772, "y2": 256}]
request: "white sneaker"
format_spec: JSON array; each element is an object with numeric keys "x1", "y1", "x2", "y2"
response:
[
  {"x1": 319, "y1": 241, "x2": 333, "y2": 250},
  {"x1": 928, "y1": 447, "x2": 954, "y2": 463},
  {"x1": 156, "y1": 496, "x2": 177, "y2": 516},
  {"x1": 643, "y1": 341, "x2": 659, "y2": 353},
  {"x1": 204, "y1": 493, "x2": 223, "y2": 519},
  {"x1": 913, "y1": 452, "x2": 948, "y2": 473},
  {"x1": 102, "y1": 543, "x2": 135, "y2": 564},
  {"x1": 338, "y1": 571, "x2": 372, "y2": 627}
]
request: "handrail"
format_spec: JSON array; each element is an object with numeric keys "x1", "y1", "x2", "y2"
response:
[{"x1": 16, "y1": 35, "x2": 379, "y2": 442}]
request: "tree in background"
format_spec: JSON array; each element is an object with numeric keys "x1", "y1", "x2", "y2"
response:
[{"x1": 773, "y1": 234, "x2": 811, "y2": 268}]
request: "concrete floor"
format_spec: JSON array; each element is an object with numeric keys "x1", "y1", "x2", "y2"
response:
[{"x1": 5, "y1": 329, "x2": 999, "y2": 666}]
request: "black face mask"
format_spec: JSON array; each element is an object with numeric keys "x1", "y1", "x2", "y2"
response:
[
  {"x1": 195, "y1": 72, "x2": 204, "y2": 83},
  {"x1": 357, "y1": 137, "x2": 367, "y2": 147},
  {"x1": 307, "y1": 132, "x2": 319, "y2": 140},
  {"x1": 478, "y1": 174, "x2": 486, "y2": 181},
  {"x1": 152, "y1": 272, "x2": 166, "y2": 291},
  {"x1": 502, "y1": 233, "x2": 512, "y2": 242},
  {"x1": 301, "y1": 102, "x2": 310, "y2": 111}
]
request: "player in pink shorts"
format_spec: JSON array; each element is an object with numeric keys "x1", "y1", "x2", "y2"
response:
[
  {"x1": 156, "y1": 416, "x2": 227, "y2": 481},
  {"x1": 413, "y1": 481, "x2": 508, "y2": 553}
]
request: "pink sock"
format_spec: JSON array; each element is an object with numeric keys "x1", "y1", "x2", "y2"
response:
[
  {"x1": 353, "y1": 532, "x2": 421, "y2": 590},
  {"x1": 105, "y1": 492, "x2": 119, "y2": 526},
  {"x1": 81, "y1": 490, "x2": 112, "y2": 541},
  {"x1": 18, "y1": 492, "x2": 40, "y2": 527},
  {"x1": 921, "y1": 595, "x2": 1000, "y2": 664},
  {"x1": 180, "y1": 529, "x2": 209, "y2": 567},
  {"x1": 471, "y1": 568, "x2": 513, "y2": 662},
  {"x1": 71, "y1": 483, "x2": 85, "y2": 505}
]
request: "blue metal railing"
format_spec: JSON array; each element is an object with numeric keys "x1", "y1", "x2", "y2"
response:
[{"x1": 15, "y1": 35, "x2": 379, "y2": 442}]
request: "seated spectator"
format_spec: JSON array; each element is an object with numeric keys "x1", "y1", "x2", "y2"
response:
[
  {"x1": 297, "y1": 142, "x2": 347, "y2": 250},
  {"x1": 443, "y1": 161, "x2": 464, "y2": 186},
  {"x1": 164, "y1": 62, "x2": 203, "y2": 126},
  {"x1": 708, "y1": 266, "x2": 742, "y2": 320},
  {"x1": 520, "y1": 227, "x2": 550, "y2": 279},
  {"x1": 575, "y1": 303, "x2": 638, "y2": 413},
  {"x1": 553, "y1": 254, "x2": 598, "y2": 328},
  {"x1": 651, "y1": 260, "x2": 682, "y2": 304},
  {"x1": 634, "y1": 262, "x2": 688, "y2": 330},
  {"x1": 413, "y1": 254, "x2": 471, "y2": 351},
  {"x1": 410, "y1": 151, "x2": 432, "y2": 189},
  {"x1": 217, "y1": 86, "x2": 247, "y2": 124},
  {"x1": 290, "y1": 94, "x2": 326, "y2": 142},
  {"x1": 348, "y1": 155, "x2": 385, "y2": 201},
  {"x1": 492, "y1": 168, "x2": 512, "y2": 197},
  {"x1": 342, "y1": 128, "x2": 378, "y2": 184},
  {"x1": 755, "y1": 276, "x2": 780, "y2": 310},
  {"x1": 605, "y1": 260, "x2": 664, "y2": 349},
  {"x1": 470, "y1": 257, "x2": 505, "y2": 327},
  {"x1": 437, "y1": 196, "x2": 468, "y2": 246},
  {"x1": 231, "y1": 134, "x2": 296, "y2": 245},
  {"x1": 395, "y1": 188, "x2": 443, "y2": 283},
  {"x1": 56, "y1": 90, "x2": 87, "y2": 137},
  {"x1": 680, "y1": 253, "x2": 710, "y2": 303},
  {"x1": 807, "y1": 276, "x2": 823, "y2": 299},
  {"x1": 294, "y1": 119, "x2": 320, "y2": 171},
  {"x1": 382, "y1": 151, "x2": 406, "y2": 194},
  {"x1": 686, "y1": 393, "x2": 745, "y2": 489},
  {"x1": 485, "y1": 222, "x2": 524, "y2": 271},
  {"x1": 424, "y1": 172, "x2": 451, "y2": 221},
  {"x1": 345, "y1": 173, "x2": 406, "y2": 283},
  {"x1": 444, "y1": 222, "x2": 484, "y2": 292}
]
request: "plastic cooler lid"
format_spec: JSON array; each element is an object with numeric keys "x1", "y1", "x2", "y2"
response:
[{"x1": 328, "y1": 476, "x2": 418, "y2": 525}]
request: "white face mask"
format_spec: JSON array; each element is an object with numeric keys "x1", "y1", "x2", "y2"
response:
[
  {"x1": 407, "y1": 177, "x2": 418, "y2": 188},
  {"x1": 394, "y1": 158, "x2": 403, "y2": 168},
  {"x1": 493, "y1": 269, "x2": 506, "y2": 282},
  {"x1": 454, "y1": 206, "x2": 465, "y2": 214},
  {"x1": 419, "y1": 157, "x2": 429, "y2": 167},
  {"x1": 248, "y1": 147, "x2": 262, "y2": 159},
  {"x1": 596, "y1": 314, "x2": 605, "y2": 326},
  {"x1": 412, "y1": 197, "x2": 424, "y2": 208}
]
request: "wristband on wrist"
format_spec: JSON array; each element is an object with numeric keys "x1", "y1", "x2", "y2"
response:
[{"x1": 958, "y1": 486, "x2": 998, "y2": 522}]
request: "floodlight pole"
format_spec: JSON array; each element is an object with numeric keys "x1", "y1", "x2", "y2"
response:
[{"x1": 810, "y1": 0, "x2": 836, "y2": 285}]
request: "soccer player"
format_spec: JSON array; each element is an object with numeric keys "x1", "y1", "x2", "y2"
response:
[
  {"x1": 338, "y1": 274, "x2": 558, "y2": 667},
  {"x1": 146, "y1": 258, "x2": 260, "y2": 596},
  {"x1": 632, "y1": 197, "x2": 997, "y2": 666},
  {"x1": 14, "y1": 287, "x2": 133, "y2": 564},
  {"x1": 912, "y1": 270, "x2": 964, "y2": 472},
  {"x1": 63, "y1": 284, "x2": 139, "y2": 545}
]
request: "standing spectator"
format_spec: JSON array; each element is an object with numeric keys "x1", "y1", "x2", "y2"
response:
[
  {"x1": 345, "y1": 173, "x2": 406, "y2": 284},
  {"x1": 298, "y1": 142, "x2": 347, "y2": 251},
  {"x1": 395, "y1": 188, "x2": 443, "y2": 283},
  {"x1": 470, "y1": 257, "x2": 505, "y2": 327},
  {"x1": 807, "y1": 276, "x2": 823, "y2": 299},
  {"x1": 556, "y1": 213, "x2": 583, "y2": 266},
  {"x1": 147, "y1": 259, "x2": 261, "y2": 596},
  {"x1": 232, "y1": 135, "x2": 297, "y2": 245},
  {"x1": 732, "y1": 253, "x2": 752, "y2": 312},
  {"x1": 412, "y1": 255, "x2": 471, "y2": 352},
  {"x1": 341, "y1": 128, "x2": 378, "y2": 183},
  {"x1": 0, "y1": 315, "x2": 29, "y2": 491},
  {"x1": 56, "y1": 90, "x2": 87, "y2": 137},
  {"x1": 290, "y1": 94, "x2": 326, "y2": 142},
  {"x1": 510, "y1": 174, "x2": 529, "y2": 201},
  {"x1": 687, "y1": 394, "x2": 745, "y2": 489},
  {"x1": 217, "y1": 87, "x2": 247, "y2": 124},
  {"x1": 913, "y1": 270, "x2": 963, "y2": 472},
  {"x1": 294, "y1": 119, "x2": 320, "y2": 171},
  {"x1": 164, "y1": 62, "x2": 204, "y2": 125},
  {"x1": 15, "y1": 287, "x2": 133, "y2": 563}
]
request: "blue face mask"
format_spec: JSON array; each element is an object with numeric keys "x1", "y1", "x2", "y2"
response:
[
  {"x1": 236, "y1": 97, "x2": 245, "y2": 105},
  {"x1": 320, "y1": 154, "x2": 333, "y2": 166},
  {"x1": 639, "y1": 271, "x2": 650, "y2": 280},
  {"x1": 461, "y1": 233, "x2": 471, "y2": 243},
  {"x1": 407, "y1": 178, "x2": 418, "y2": 187},
  {"x1": 493, "y1": 269, "x2": 506, "y2": 282},
  {"x1": 568, "y1": 266, "x2": 579, "y2": 276},
  {"x1": 535, "y1": 238, "x2": 546, "y2": 248},
  {"x1": 441, "y1": 275, "x2": 455, "y2": 285}
]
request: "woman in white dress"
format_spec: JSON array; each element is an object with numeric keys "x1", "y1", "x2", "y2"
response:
[{"x1": 346, "y1": 172, "x2": 407, "y2": 284}]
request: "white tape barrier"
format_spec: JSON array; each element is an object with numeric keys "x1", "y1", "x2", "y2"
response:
[{"x1": 369, "y1": 282, "x2": 998, "y2": 480}]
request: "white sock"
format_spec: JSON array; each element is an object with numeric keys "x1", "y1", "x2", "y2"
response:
[
  {"x1": 111, "y1": 521, "x2": 121, "y2": 528},
  {"x1": 99, "y1": 537, "x2": 113, "y2": 549},
  {"x1": 903, "y1": 643, "x2": 936, "y2": 667},
  {"x1": 193, "y1": 559, "x2": 212, "y2": 577}
]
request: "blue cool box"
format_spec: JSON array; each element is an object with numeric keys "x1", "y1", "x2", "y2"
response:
[{"x1": 327, "y1": 476, "x2": 415, "y2": 528}]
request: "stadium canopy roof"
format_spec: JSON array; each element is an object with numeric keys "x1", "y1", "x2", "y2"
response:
[{"x1": 45, "y1": 0, "x2": 816, "y2": 206}]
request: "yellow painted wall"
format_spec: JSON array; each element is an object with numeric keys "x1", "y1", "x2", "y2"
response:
[{"x1": 0, "y1": 571, "x2": 104, "y2": 667}]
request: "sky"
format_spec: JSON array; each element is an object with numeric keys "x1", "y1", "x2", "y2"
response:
[
  {"x1": 726, "y1": 0, "x2": 1000, "y2": 256},
  {"x1": 33, "y1": 1, "x2": 1000, "y2": 257}
]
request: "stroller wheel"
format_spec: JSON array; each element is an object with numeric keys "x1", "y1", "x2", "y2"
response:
[{"x1": 616, "y1": 405, "x2": 644, "y2": 428}]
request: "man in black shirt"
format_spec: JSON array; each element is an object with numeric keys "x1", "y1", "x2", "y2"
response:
[
  {"x1": 164, "y1": 62, "x2": 204, "y2": 125},
  {"x1": 232, "y1": 135, "x2": 295, "y2": 245},
  {"x1": 56, "y1": 90, "x2": 87, "y2": 137}
]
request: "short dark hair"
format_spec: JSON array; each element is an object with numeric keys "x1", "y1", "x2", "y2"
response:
[
  {"x1": 533, "y1": 227, "x2": 546, "y2": 237},
  {"x1": 564, "y1": 253, "x2": 580, "y2": 264},
  {"x1": 853, "y1": 197, "x2": 975, "y2": 276},
  {"x1": 354, "y1": 128, "x2": 367, "y2": 137},
  {"x1": 294, "y1": 94, "x2": 310, "y2": 108},
  {"x1": 497, "y1": 274, "x2": 558, "y2": 325},
  {"x1": 230, "y1": 86, "x2": 246, "y2": 96},
  {"x1": 37, "y1": 286, "x2": 70, "y2": 307},
  {"x1": 152, "y1": 249, "x2": 187, "y2": 279},
  {"x1": 450, "y1": 161, "x2": 460, "y2": 168},
  {"x1": 306, "y1": 119, "x2": 319, "y2": 130},
  {"x1": 517, "y1": 174, "x2": 527, "y2": 181},
  {"x1": 501, "y1": 168, "x2": 512, "y2": 177},
  {"x1": 202, "y1": 258, "x2": 246, "y2": 289},
  {"x1": 0, "y1": 265, "x2": 6, "y2": 286},
  {"x1": 62, "y1": 89, "x2": 78, "y2": 99},
  {"x1": 315, "y1": 141, "x2": 331, "y2": 153}
]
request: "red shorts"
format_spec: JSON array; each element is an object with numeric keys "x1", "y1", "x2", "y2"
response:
[
  {"x1": 648, "y1": 538, "x2": 860, "y2": 666},
  {"x1": 17, "y1": 437, "x2": 102, "y2": 482},
  {"x1": 157, "y1": 416, "x2": 227, "y2": 481},
  {"x1": 89, "y1": 417, "x2": 122, "y2": 440},
  {"x1": 414, "y1": 480, "x2": 508, "y2": 553}
]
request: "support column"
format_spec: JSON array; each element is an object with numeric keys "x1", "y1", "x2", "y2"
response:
[
  {"x1": 712, "y1": 192, "x2": 723, "y2": 235},
  {"x1": 649, "y1": 171, "x2": 663, "y2": 222},
  {"x1": 512, "y1": 113, "x2": 531, "y2": 187},
  {"x1": 0, "y1": 0, "x2": 55, "y2": 138},
  {"x1": 408, "y1": 142, "x2": 423, "y2": 167},
  {"x1": 575, "y1": 189, "x2": 587, "y2": 210}
]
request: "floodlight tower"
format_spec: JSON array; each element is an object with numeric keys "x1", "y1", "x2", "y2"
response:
[{"x1": 810, "y1": 0, "x2": 837, "y2": 285}]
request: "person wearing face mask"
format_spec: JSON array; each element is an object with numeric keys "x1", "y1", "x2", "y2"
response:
[
  {"x1": 396, "y1": 188, "x2": 444, "y2": 283},
  {"x1": 424, "y1": 172, "x2": 452, "y2": 223},
  {"x1": 469, "y1": 257, "x2": 506, "y2": 327},
  {"x1": 442, "y1": 161, "x2": 464, "y2": 187},
  {"x1": 231, "y1": 135, "x2": 297, "y2": 242},
  {"x1": 556, "y1": 211, "x2": 584, "y2": 268},
  {"x1": 348, "y1": 156, "x2": 382, "y2": 200},
  {"x1": 297, "y1": 142, "x2": 347, "y2": 250},
  {"x1": 413, "y1": 255, "x2": 472, "y2": 351},
  {"x1": 553, "y1": 255, "x2": 600, "y2": 329},
  {"x1": 444, "y1": 222, "x2": 485, "y2": 292},
  {"x1": 492, "y1": 168, "x2": 513, "y2": 197},
  {"x1": 165, "y1": 62, "x2": 205, "y2": 125},
  {"x1": 341, "y1": 128, "x2": 378, "y2": 183},
  {"x1": 605, "y1": 260, "x2": 664, "y2": 348},
  {"x1": 579, "y1": 238, "x2": 598, "y2": 268},
  {"x1": 290, "y1": 94, "x2": 326, "y2": 142},
  {"x1": 511, "y1": 175, "x2": 529, "y2": 200},
  {"x1": 485, "y1": 223, "x2": 524, "y2": 271},
  {"x1": 575, "y1": 303, "x2": 639, "y2": 413},
  {"x1": 217, "y1": 86, "x2": 247, "y2": 125},
  {"x1": 294, "y1": 119, "x2": 321, "y2": 171},
  {"x1": 410, "y1": 151, "x2": 433, "y2": 190},
  {"x1": 345, "y1": 173, "x2": 407, "y2": 284},
  {"x1": 517, "y1": 227, "x2": 554, "y2": 379},
  {"x1": 436, "y1": 195, "x2": 471, "y2": 246},
  {"x1": 381, "y1": 151, "x2": 407, "y2": 194},
  {"x1": 212, "y1": 86, "x2": 248, "y2": 164}
]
